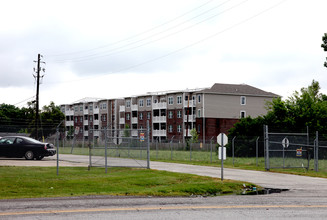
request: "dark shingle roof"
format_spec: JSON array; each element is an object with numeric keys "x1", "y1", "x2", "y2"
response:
[{"x1": 201, "y1": 83, "x2": 279, "y2": 97}]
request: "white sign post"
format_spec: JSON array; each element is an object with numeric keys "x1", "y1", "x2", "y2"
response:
[{"x1": 217, "y1": 133, "x2": 228, "y2": 181}]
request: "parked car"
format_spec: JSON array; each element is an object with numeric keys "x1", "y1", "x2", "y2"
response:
[{"x1": 0, "y1": 136, "x2": 56, "y2": 160}]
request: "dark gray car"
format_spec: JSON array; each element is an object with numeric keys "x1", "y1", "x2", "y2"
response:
[{"x1": 0, "y1": 136, "x2": 56, "y2": 160}]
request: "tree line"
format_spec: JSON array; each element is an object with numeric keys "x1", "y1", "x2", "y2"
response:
[{"x1": 0, "y1": 101, "x2": 64, "y2": 139}]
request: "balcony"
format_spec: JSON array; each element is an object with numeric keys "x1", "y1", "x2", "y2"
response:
[
  {"x1": 131, "y1": 117, "x2": 138, "y2": 124},
  {"x1": 84, "y1": 109, "x2": 89, "y2": 115},
  {"x1": 183, "y1": 100, "x2": 195, "y2": 108},
  {"x1": 183, "y1": 129, "x2": 192, "y2": 137},
  {"x1": 66, "y1": 110, "x2": 74, "y2": 116},
  {"x1": 153, "y1": 102, "x2": 167, "y2": 109},
  {"x1": 131, "y1": 104, "x2": 138, "y2": 111},
  {"x1": 183, "y1": 115, "x2": 196, "y2": 122},
  {"x1": 65, "y1": 121, "x2": 74, "y2": 127},
  {"x1": 93, "y1": 130, "x2": 100, "y2": 137},
  {"x1": 152, "y1": 116, "x2": 166, "y2": 123},
  {"x1": 84, "y1": 131, "x2": 89, "y2": 136},
  {"x1": 94, "y1": 120, "x2": 99, "y2": 126},
  {"x1": 153, "y1": 129, "x2": 166, "y2": 137},
  {"x1": 131, "y1": 130, "x2": 138, "y2": 137},
  {"x1": 119, "y1": 118, "x2": 125, "y2": 124},
  {"x1": 93, "y1": 108, "x2": 99, "y2": 114},
  {"x1": 83, "y1": 120, "x2": 89, "y2": 126},
  {"x1": 119, "y1": 106, "x2": 125, "y2": 112}
]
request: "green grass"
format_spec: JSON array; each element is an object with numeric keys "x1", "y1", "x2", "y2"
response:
[
  {"x1": 58, "y1": 146, "x2": 327, "y2": 178},
  {"x1": 0, "y1": 166, "x2": 256, "y2": 200}
]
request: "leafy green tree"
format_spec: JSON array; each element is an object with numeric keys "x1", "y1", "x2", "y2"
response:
[
  {"x1": 322, "y1": 33, "x2": 327, "y2": 68},
  {"x1": 190, "y1": 128, "x2": 199, "y2": 143}
]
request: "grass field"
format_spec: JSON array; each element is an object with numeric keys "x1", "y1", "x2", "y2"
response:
[{"x1": 0, "y1": 166, "x2": 255, "y2": 199}]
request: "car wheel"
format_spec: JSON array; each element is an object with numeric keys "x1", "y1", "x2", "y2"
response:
[
  {"x1": 25, "y1": 151, "x2": 34, "y2": 160},
  {"x1": 36, "y1": 156, "x2": 44, "y2": 160}
]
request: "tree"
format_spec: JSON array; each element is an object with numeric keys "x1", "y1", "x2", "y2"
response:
[
  {"x1": 322, "y1": 33, "x2": 327, "y2": 68},
  {"x1": 190, "y1": 128, "x2": 199, "y2": 143}
]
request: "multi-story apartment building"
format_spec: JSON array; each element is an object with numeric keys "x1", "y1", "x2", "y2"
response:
[
  {"x1": 61, "y1": 83, "x2": 279, "y2": 142},
  {"x1": 60, "y1": 98, "x2": 124, "y2": 140}
]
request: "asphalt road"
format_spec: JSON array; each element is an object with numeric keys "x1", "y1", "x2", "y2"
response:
[{"x1": 1, "y1": 155, "x2": 327, "y2": 219}]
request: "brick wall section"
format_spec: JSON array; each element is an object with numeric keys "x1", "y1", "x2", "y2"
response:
[{"x1": 196, "y1": 118, "x2": 240, "y2": 140}]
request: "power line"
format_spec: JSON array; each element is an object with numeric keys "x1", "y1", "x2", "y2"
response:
[{"x1": 47, "y1": 0, "x2": 287, "y2": 85}]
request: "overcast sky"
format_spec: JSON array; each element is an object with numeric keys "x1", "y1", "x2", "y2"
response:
[{"x1": 1, "y1": 0, "x2": 327, "y2": 107}]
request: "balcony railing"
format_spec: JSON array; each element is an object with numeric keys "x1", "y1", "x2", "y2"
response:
[
  {"x1": 152, "y1": 116, "x2": 166, "y2": 123},
  {"x1": 131, "y1": 117, "x2": 138, "y2": 124},
  {"x1": 93, "y1": 108, "x2": 99, "y2": 114},
  {"x1": 94, "y1": 120, "x2": 99, "y2": 126},
  {"x1": 183, "y1": 115, "x2": 196, "y2": 122},
  {"x1": 131, "y1": 104, "x2": 138, "y2": 111},
  {"x1": 65, "y1": 121, "x2": 74, "y2": 127},
  {"x1": 83, "y1": 120, "x2": 89, "y2": 126},
  {"x1": 83, "y1": 109, "x2": 89, "y2": 115},
  {"x1": 183, "y1": 100, "x2": 195, "y2": 108},
  {"x1": 93, "y1": 130, "x2": 100, "y2": 137},
  {"x1": 66, "y1": 110, "x2": 74, "y2": 116},
  {"x1": 84, "y1": 131, "x2": 89, "y2": 136},
  {"x1": 152, "y1": 102, "x2": 167, "y2": 109},
  {"x1": 131, "y1": 130, "x2": 138, "y2": 137},
  {"x1": 183, "y1": 129, "x2": 192, "y2": 137},
  {"x1": 119, "y1": 106, "x2": 125, "y2": 112},
  {"x1": 119, "y1": 118, "x2": 125, "y2": 124},
  {"x1": 153, "y1": 129, "x2": 166, "y2": 136}
]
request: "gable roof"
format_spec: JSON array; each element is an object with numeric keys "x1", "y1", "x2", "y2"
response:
[{"x1": 201, "y1": 83, "x2": 279, "y2": 97}]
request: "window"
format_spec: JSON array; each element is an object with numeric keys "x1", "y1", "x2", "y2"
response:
[
  {"x1": 177, "y1": 110, "x2": 182, "y2": 118},
  {"x1": 177, "y1": 125, "x2": 182, "y2": 133},
  {"x1": 198, "y1": 95, "x2": 201, "y2": 103},
  {"x1": 89, "y1": 105, "x2": 93, "y2": 111},
  {"x1": 177, "y1": 96, "x2": 182, "y2": 104},
  {"x1": 240, "y1": 111, "x2": 246, "y2": 118},
  {"x1": 74, "y1": 117, "x2": 77, "y2": 123},
  {"x1": 192, "y1": 95, "x2": 196, "y2": 103},
  {"x1": 197, "y1": 124, "x2": 201, "y2": 133},
  {"x1": 241, "y1": 96, "x2": 246, "y2": 105},
  {"x1": 126, "y1": 113, "x2": 130, "y2": 120},
  {"x1": 168, "y1": 125, "x2": 173, "y2": 133},
  {"x1": 198, "y1": 109, "x2": 201, "y2": 117},
  {"x1": 126, "y1": 100, "x2": 131, "y2": 108},
  {"x1": 146, "y1": 98, "x2": 151, "y2": 107},
  {"x1": 168, "y1": 96, "x2": 174, "y2": 105},
  {"x1": 80, "y1": 117, "x2": 83, "y2": 122},
  {"x1": 168, "y1": 111, "x2": 173, "y2": 119},
  {"x1": 74, "y1": 106, "x2": 78, "y2": 112},
  {"x1": 139, "y1": 99, "x2": 144, "y2": 107},
  {"x1": 102, "y1": 103, "x2": 107, "y2": 110},
  {"x1": 139, "y1": 112, "x2": 143, "y2": 120},
  {"x1": 80, "y1": 106, "x2": 83, "y2": 111},
  {"x1": 147, "y1": 112, "x2": 151, "y2": 119}
]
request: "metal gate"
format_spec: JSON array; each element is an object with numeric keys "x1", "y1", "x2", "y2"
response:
[
  {"x1": 88, "y1": 127, "x2": 150, "y2": 170},
  {"x1": 264, "y1": 125, "x2": 313, "y2": 171}
]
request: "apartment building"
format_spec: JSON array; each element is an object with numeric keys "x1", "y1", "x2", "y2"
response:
[{"x1": 61, "y1": 83, "x2": 279, "y2": 142}]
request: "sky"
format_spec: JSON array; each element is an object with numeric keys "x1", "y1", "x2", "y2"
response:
[{"x1": 1, "y1": 0, "x2": 327, "y2": 108}]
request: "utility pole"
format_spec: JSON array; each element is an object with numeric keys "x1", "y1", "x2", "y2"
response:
[{"x1": 33, "y1": 54, "x2": 45, "y2": 140}]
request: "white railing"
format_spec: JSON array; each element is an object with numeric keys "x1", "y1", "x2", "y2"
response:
[
  {"x1": 183, "y1": 115, "x2": 196, "y2": 122},
  {"x1": 152, "y1": 102, "x2": 167, "y2": 109},
  {"x1": 84, "y1": 131, "x2": 89, "y2": 136},
  {"x1": 119, "y1": 106, "x2": 125, "y2": 112},
  {"x1": 184, "y1": 129, "x2": 192, "y2": 137},
  {"x1": 94, "y1": 120, "x2": 99, "y2": 126},
  {"x1": 83, "y1": 109, "x2": 89, "y2": 115},
  {"x1": 131, "y1": 130, "x2": 138, "y2": 137},
  {"x1": 83, "y1": 120, "x2": 89, "y2": 126},
  {"x1": 66, "y1": 110, "x2": 74, "y2": 116},
  {"x1": 131, "y1": 117, "x2": 138, "y2": 124},
  {"x1": 93, "y1": 130, "x2": 100, "y2": 137},
  {"x1": 65, "y1": 121, "x2": 74, "y2": 127},
  {"x1": 152, "y1": 116, "x2": 166, "y2": 123},
  {"x1": 183, "y1": 100, "x2": 195, "y2": 108},
  {"x1": 153, "y1": 130, "x2": 166, "y2": 136},
  {"x1": 119, "y1": 118, "x2": 125, "y2": 124},
  {"x1": 93, "y1": 108, "x2": 99, "y2": 114},
  {"x1": 131, "y1": 104, "x2": 138, "y2": 111}
]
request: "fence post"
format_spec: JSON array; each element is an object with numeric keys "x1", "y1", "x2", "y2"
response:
[
  {"x1": 105, "y1": 129, "x2": 108, "y2": 173},
  {"x1": 210, "y1": 136, "x2": 214, "y2": 163},
  {"x1": 314, "y1": 131, "x2": 319, "y2": 172},
  {"x1": 232, "y1": 136, "x2": 236, "y2": 167},
  {"x1": 147, "y1": 120, "x2": 150, "y2": 169},
  {"x1": 56, "y1": 127, "x2": 59, "y2": 176},
  {"x1": 256, "y1": 137, "x2": 259, "y2": 167},
  {"x1": 170, "y1": 136, "x2": 174, "y2": 160},
  {"x1": 264, "y1": 125, "x2": 270, "y2": 171}
]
